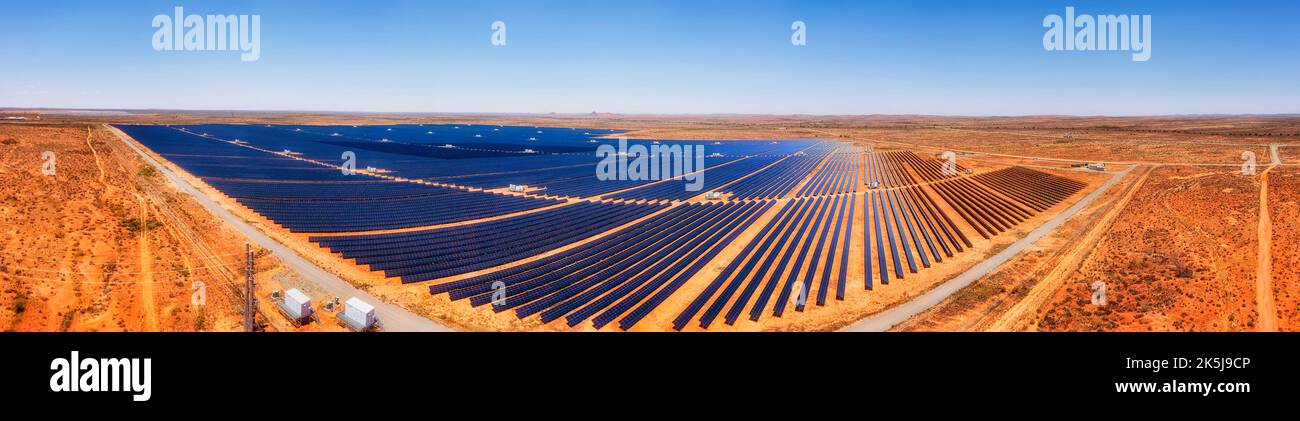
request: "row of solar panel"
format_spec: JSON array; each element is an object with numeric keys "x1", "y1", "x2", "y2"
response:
[
  {"x1": 531, "y1": 177, "x2": 651, "y2": 199},
  {"x1": 893, "y1": 150, "x2": 967, "y2": 183},
  {"x1": 426, "y1": 201, "x2": 772, "y2": 330},
  {"x1": 675, "y1": 195, "x2": 855, "y2": 329},
  {"x1": 861, "y1": 166, "x2": 1082, "y2": 288},
  {"x1": 343, "y1": 203, "x2": 652, "y2": 271},
  {"x1": 244, "y1": 191, "x2": 561, "y2": 233},
  {"x1": 310, "y1": 201, "x2": 668, "y2": 283},
  {"x1": 435, "y1": 164, "x2": 594, "y2": 189},
  {"x1": 206, "y1": 179, "x2": 461, "y2": 201},
  {"x1": 606, "y1": 155, "x2": 783, "y2": 201},
  {"x1": 122, "y1": 124, "x2": 582, "y2": 233},
  {"x1": 971, "y1": 166, "x2": 1086, "y2": 212},
  {"x1": 720, "y1": 144, "x2": 832, "y2": 199},
  {"x1": 168, "y1": 124, "x2": 819, "y2": 183},
  {"x1": 864, "y1": 187, "x2": 972, "y2": 288},
  {"x1": 863, "y1": 151, "x2": 922, "y2": 188},
  {"x1": 797, "y1": 151, "x2": 861, "y2": 197}
]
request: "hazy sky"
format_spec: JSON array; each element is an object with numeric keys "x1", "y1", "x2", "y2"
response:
[{"x1": 2, "y1": 0, "x2": 1297, "y2": 115}]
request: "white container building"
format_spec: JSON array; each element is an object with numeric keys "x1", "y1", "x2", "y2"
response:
[
  {"x1": 344, "y1": 297, "x2": 376, "y2": 330},
  {"x1": 283, "y1": 288, "x2": 312, "y2": 320}
]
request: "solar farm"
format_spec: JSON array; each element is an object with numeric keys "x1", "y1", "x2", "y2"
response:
[{"x1": 115, "y1": 122, "x2": 1094, "y2": 331}]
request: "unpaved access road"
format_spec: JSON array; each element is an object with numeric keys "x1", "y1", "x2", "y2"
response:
[{"x1": 1256, "y1": 165, "x2": 1277, "y2": 332}]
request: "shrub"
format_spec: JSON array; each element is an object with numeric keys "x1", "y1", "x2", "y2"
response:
[
  {"x1": 13, "y1": 294, "x2": 27, "y2": 315},
  {"x1": 122, "y1": 218, "x2": 162, "y2": 233},
  {"x1": 60, "y1": 312, "x2": 75, "y2": 331},
  {"x1": 194, "y1": 308, "x2": 207, "y2": 331}
]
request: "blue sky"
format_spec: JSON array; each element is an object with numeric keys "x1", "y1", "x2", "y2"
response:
[{"x1": 1, "y1": 0, "x2": 1296, "y2": 115}]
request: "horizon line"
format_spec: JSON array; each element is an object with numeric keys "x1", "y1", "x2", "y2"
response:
[{"x1": 3, "y1": 106, "x2": 1298, "y2": 120}]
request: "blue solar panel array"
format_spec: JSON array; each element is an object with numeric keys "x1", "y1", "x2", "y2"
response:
[
  {"x1": 242, "y1": 191, "x2": 560, "y2": 233},
  {"x1": 311, "y1": 201, "x2": 667, "y2": 282},
  {"x1": 206, "y1": 179, "x2": 454, "y2": 201},
  {"x1": 605, "y1": 155, "x2": 784, "y2": 201},
  {"x1": 797, "y1": 150, "x2": 860, "y2": 197},
  {"x1": 117, "y1": 123, "x2": 916, "y2": 331},
  {"x1": 118, "y1": 124, "x2": 564, "y2": 232},
  {"x1": 673, "y1": 193, "x2": 862, "y2": 329},
  {"x1": 134, "y1": 124, "x2": 817, "y2": 194},
  {"x1": 425, "y1": 200, "x2": 771, "y2": 330},
  {"x1": 720, "y1": 143, "x2": 835, "y2": 199}
]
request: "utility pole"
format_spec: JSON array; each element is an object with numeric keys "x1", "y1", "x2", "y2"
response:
[{"x1": 244, "y1": 242, "x2": 255, "y2": 332}]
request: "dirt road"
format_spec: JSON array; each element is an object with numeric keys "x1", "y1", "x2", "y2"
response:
[
  {"x1": 136, "y1": 195, "x2": 159, "y2": 331},
  {"x1": 85, "y1": 126, "x2": 106, "y2": 183},
  {"x1": 1256, "y1": 165, "x2": 1277, "y2": 331}
]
